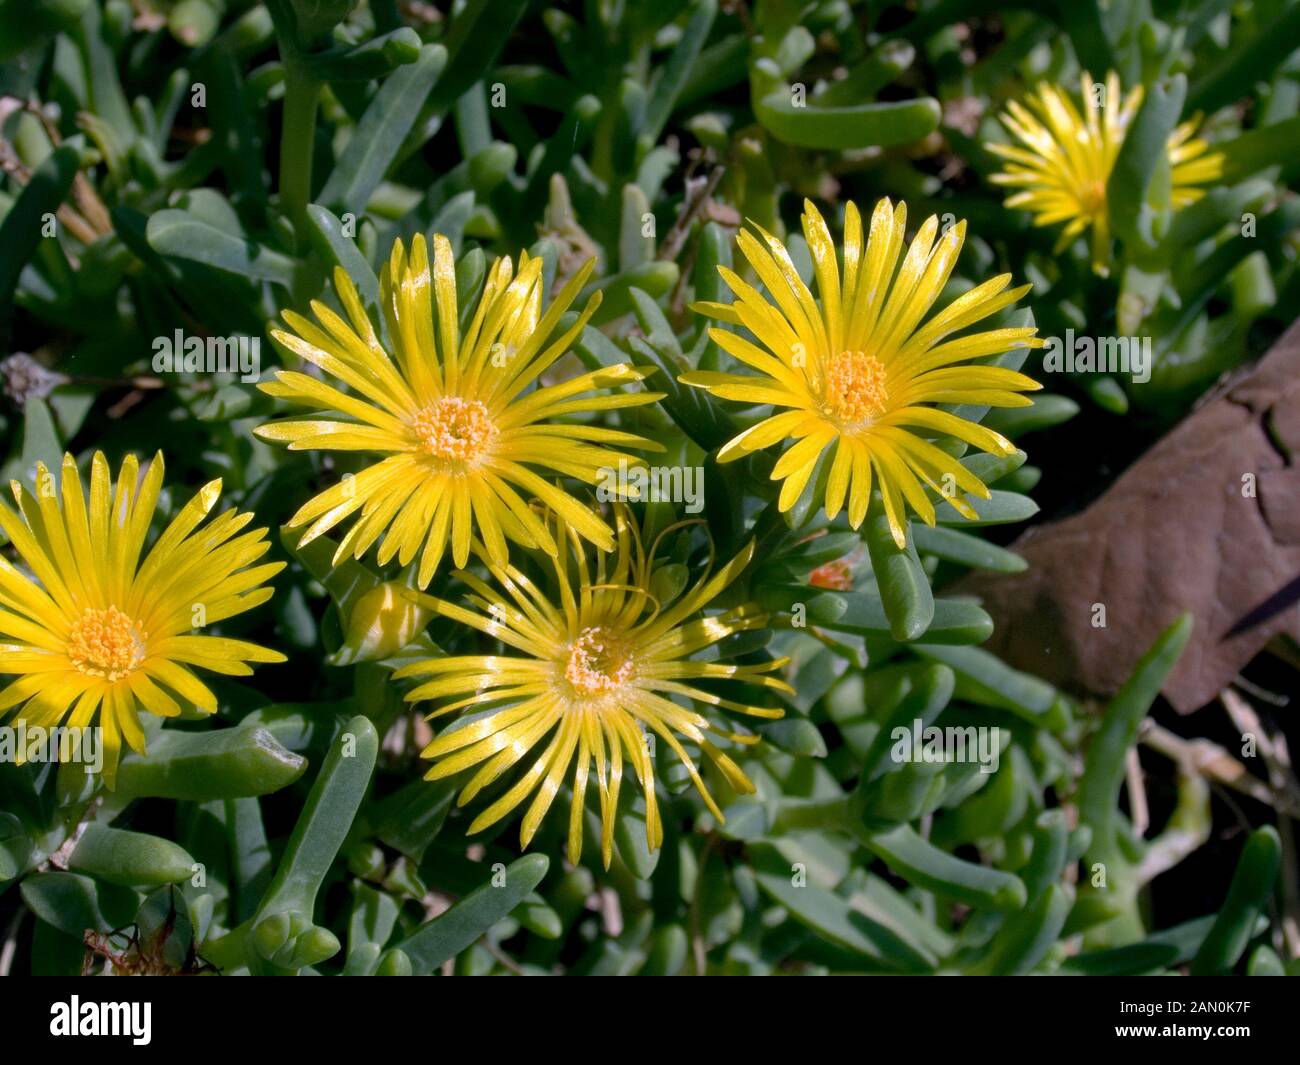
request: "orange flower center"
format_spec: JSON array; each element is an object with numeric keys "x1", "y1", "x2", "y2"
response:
[
  {"x1": 67, "y1": 605, "x2": 146, "y2": 681},
  {"x1": 824, "y1": 351, "x2": 889, "y2": 426},
  {"x1": 564, "y1": 626, "x2": 634, "y2": 697},
  {"x1": 412, "y1": 397, "x2": 496, "y2": 463},
  {"x1": 1079, "y1": 178, "x2": 1107, "y2": 218}
]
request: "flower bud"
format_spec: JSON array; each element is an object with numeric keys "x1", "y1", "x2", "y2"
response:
[{"x1": 335, "y1": 581, "x2": 432, "y2": 665}]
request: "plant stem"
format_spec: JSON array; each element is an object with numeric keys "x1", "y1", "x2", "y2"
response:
[
  {"x1": 201, "y1": 921, "x2": 249, "y2": 972},
  {"x1": 279, "y1": 59, "x2": 321, "y2": 248}
]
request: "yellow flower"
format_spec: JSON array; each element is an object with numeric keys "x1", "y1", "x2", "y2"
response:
[
  {"x1": 256, "y1": 235, "x2": 664, "y2": 587},
  {"x1": 683, "y1": 197, "x2": 1042, "y2": 548},
  {"x1": 396, "y1": 504, "x2": 790, "y2": 867},
  {"x1": 988, "y1": 71, "x2": 1224, "y2": 269},
  {"x1": 0, "y1": 452, "x2": 285, "y2": 785}
]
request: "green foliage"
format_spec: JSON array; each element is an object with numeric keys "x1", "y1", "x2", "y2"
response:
[{"x1": 0, "y1": 0, "x2": 1293, "y2": 978}]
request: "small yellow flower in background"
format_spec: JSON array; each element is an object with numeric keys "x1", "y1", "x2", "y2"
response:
[
  {"x1": 0, "y1": 452, "x2": 285, "y2": 785},
  {"x1": 256, "y1": 235, "x2": 664, "y2": 588},
  {"x1": 987, "y1": 71, "x2": 1224, "y2": 270},
  {"x1": 397, "y1": 504, "x2": 790, "y2": 867},
  {"x1": 684, "y1": 197, "x2": 1042, "y2": 548}
]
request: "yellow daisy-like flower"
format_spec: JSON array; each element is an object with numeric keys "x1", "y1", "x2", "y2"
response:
[
  {"x1": 0, "y1": 452, "x2": 286, "y2": 785},
  {"x1": 987, "y1": 71, "x2": 1224, "y2": 270},
  {"x1": 396, "y1": 504, "x2": 790, "y2": 867},
  {"x1": 256, "y1": 234, "x2": 664, "y2": 587},
  {"x1": 683, "y1": 197, "x2": 1043, "y2": 548}
]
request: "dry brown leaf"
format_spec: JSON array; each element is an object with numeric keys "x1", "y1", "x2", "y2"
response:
[{"x1": 956, "y1": 318, "x2": 1300, "y2": 713}]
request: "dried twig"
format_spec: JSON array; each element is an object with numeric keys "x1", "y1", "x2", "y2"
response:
[
  {"x1": 16, "y1": 100, "x2": 113, "y2": 240},
  {"x1": 1135, "y1": 769, "x2": 1211, "y2": 885},
  {"x1": 1139, "y1": 719, "x2": 1300, "y2": 817},
  {"x1": 485, "y1": 940, "x2": 527, "y2": 976},
  {"x1": 0, "y1": 909, "x2": 24, "y2": 978},
  {"x1": 660, "y1": 163, "x2": 727, "y2": 261},
  {"x1": 1221, "y1": 688, "x2": 1300, "y2": 958},
  {"x1": 1126, "y1": 747, "x2": 1149, "y2": 836},
  {"x1": 1232, "y1": 673, "x2": 1289, "y2": 707}
]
